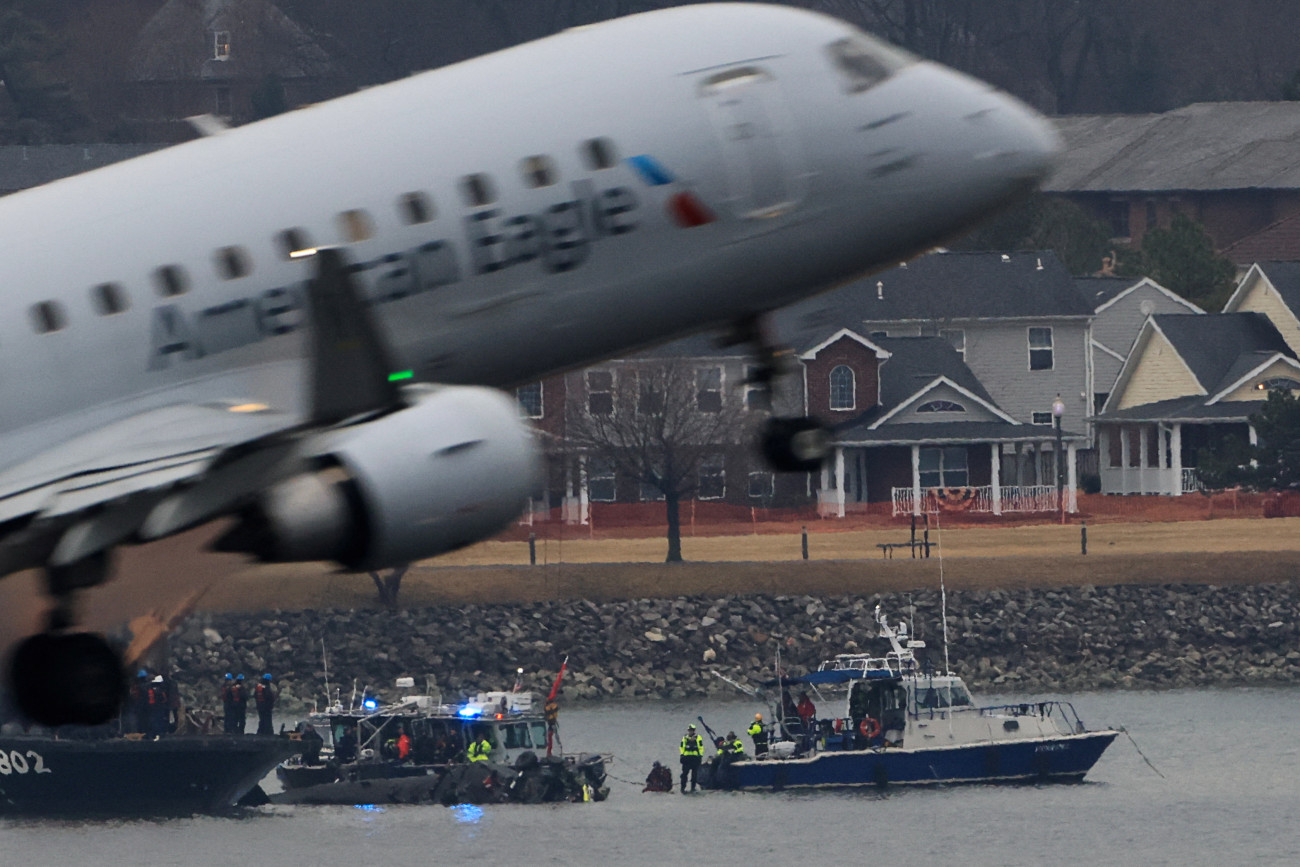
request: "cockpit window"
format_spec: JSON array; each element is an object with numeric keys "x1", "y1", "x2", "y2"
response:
[{"x1": 825, "y1": 36, "x2": 915, "y2": 94}]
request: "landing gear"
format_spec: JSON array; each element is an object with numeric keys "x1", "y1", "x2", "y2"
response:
[
  {"x1": 7, "y1": 551, "x2": 126, "y2": 727},
  {"x1": 728, "y1": 316, "x2": 833, "y2": 474}
]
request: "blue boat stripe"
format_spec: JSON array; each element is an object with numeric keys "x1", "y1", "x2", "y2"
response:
[{"x1": 627, "y1": 154, "x2": 675, "y2": 186}]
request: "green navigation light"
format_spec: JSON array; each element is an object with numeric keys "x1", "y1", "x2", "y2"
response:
[{"x1": 387, "y1": 370, "x2": 414, "y2": 382}]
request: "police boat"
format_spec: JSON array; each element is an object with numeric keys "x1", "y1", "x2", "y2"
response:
[{"x1": 700, "y1": 606, "x2": 1117, "y2": 791}]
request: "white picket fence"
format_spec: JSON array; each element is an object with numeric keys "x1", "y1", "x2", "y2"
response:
[{"x1": 891, "y1": 485, "x2": 1075, "y2": 516}]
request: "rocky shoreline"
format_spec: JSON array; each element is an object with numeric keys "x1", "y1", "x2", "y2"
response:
[{"x1": 166, "y1": 582, "x2": 1300, "y2": 714}]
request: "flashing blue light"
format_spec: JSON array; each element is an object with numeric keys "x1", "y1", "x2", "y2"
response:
[
  {"x1": 451, "y1": 803, "x2": 484, "y2": 824},
  {"x1": 363, "y1": 699, "x2": 379, "y2": 710},
  {"x1": 353, "y1": 804, "x2": 385, "y2": 812},
  {"x1": 457, "y1": 706, "x2": 480, "y2": 718}
]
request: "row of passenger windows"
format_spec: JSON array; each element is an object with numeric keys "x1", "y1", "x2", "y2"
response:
[{"x1": 19, "y1": 137, "x2": 622, "y2": 335}]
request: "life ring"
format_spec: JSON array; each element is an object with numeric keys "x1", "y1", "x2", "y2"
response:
[
  {"x1": 833, "y1": 719, "x2": 843, "y2": 733},
  {"x1": 858, "y1": 717, "x2": 881, "y2": 739}
]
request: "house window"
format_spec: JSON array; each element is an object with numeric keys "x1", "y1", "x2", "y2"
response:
[
  {"x1": 587, "y1": 458, "x2": 615, "y2": 502},
  {"x1": 521, "y1": 155, "x2": 558, "y2": 188},
  {"x1": 1107, "y1": 199, "x2": 1130, "y2": 239},
  {"x1": 1032, "y1": 412, "x2": 1053, "y2": 425},
  {"x1": 748, "y1": 471, "x2": 774, "y2": 498},
  {"x1": 940, "y1": 329, "x2": 965, "y2": 358},
  {"x1": 917, "y1": 400, "x2": 965, "y2": 413},
  {"x1": 214, "y1": 86, "x2": 231, "y2": 117},
  {"x1": 517, "y1": 382, "x2": 543, "y2": 418},
  {"x1": 639, "y1": 480, "x2": 665, "y2": 502},
  {"x1": 829, "y1": 365, "x2": 855, "y2": 410},
  {"x1": 581, "y1": 137, "x2": 618, "y2": 170},
  {"x1": 697, "y1": 367, "x2": 722, "y2": 413},
  {"x1": 919, "y1": 447, "x2": 968, "y2": 488},
  {"x1": 869, "y1": 331, "x2": 888, "y2": 340},
  {"x1": 213, "y1": 31, "x2": 231, "y2": 60},
  {"x1": 1028, "y1": 327, "x2": 1053, "y2": 370},
  {"x1": 698, "y1": 455, "x2": 725, "y2": 499},
  {"x1": 586, "y1": 370, "x2": 612, "y2": 415},
  {"x1": 743, "y1": 364, "x2": 771, "y2": 411},
  {"x1": 637, "y1": 374, "x2": 663, "y2": 416},
  {"x1": 1259, "y1": 378, "x2": 1300, "y2": 392},
  {"x1": 30, "y1": 301, "x2": 66, "y2": 333},
  {"x1": 460, "y1": 174, "x2": 496, "y2": 207},
  {"x1": 398, "y1": 192, "x2": 434, "y2": 225},
  {"x1": 91, "y1": 283, "x2": 129, "y2": 315}
]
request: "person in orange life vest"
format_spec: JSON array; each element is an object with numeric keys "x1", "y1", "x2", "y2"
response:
[
  {"x1": 254, "y1": 673, "x2": 277, "y2": 735},
  {"x1": 796, "y1": 691, "x2": 817, "y2": 728},
  {"x1": 229, "y1": 674, "x2": 249, "y2": 734},
  {"x1": 396, "y1": 726, "x2": 412, "y2": 761},
  {"x1": 146, "y1": 675, "x2": 170, "y2": 738}
]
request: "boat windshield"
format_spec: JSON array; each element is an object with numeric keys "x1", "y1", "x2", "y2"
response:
[
  {"x1": 531, "y1": 721, "x2": 548, "y2": 748},
  {"x1": 914, "y1": 683, "x2": 973, "y2": 709},
  {"x1": 502, "y1": 722, "x2": 532, "y2": 749}
]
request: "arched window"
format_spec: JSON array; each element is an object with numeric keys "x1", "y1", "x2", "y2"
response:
[
  {"x1": 829, "y1": 365, "x2": 855, "y2": 410},
  {"x1": 917, "y1": 400, "x2": 966, "y2": 413},
  {"x1": 1259, "y1": 377, "x2": 1300, "y2": 392}
]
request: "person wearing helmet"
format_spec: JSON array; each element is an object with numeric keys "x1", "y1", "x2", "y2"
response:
[
  {"x1": 748, "y1": 712, "x2": 768, "y2": 756},
  {"x1": 679, "y1": 724, "x2": 703, "y2": 793},
  {"x1": 254, "y1": 673, "x2": 277, "y2": 735},
  {"x1": 146, "y1": 675, "x2": 170, "y2": 738}
]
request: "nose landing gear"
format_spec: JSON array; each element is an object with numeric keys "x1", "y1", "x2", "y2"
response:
[{"x1": 7, "y1": 551, "x2": 126, "y2": 727}]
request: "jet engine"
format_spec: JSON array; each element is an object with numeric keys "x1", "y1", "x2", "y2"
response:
[{"x1": 216, "y1": 385, "x2": 541, "y2": 570}]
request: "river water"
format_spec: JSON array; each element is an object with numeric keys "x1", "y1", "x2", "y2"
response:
[{"x1": 3, "y1": 688, "x2": 1298, "y2": 866}]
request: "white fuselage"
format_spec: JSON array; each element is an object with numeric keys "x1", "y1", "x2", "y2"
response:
[{"x1": 0, "y1": 4, "x2": 1057, "y2": 479}]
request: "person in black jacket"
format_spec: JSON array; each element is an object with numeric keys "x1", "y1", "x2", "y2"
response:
[{"x1": 254, "y1": 673, "x2": 276, "y2": 735}]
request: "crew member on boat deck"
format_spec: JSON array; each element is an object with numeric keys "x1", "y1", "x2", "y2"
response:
[
  {"x1": 679, "y1": 724, "x2": 704, "y2": 792},
  {"x1": 335, "y1": 725, "x2": 358, "y2": 763},
  {"x1": 797, "y1": 692, "x2": 817, "y2": 729},
  {"x1": 145, "y1": 675, "x2": 170, "y2": 738},
  {"x1": 220, "y1": 673, "x2": 236, "y2": 734},
  {"x1": 748, "y1": 713, "x2": 768, "y2": 756},
  {"x1": 396, "y1": 726, "x2": 412, "y2": 761},
  {"x1": 300, "y1": 723, "x2": 323, "y2": 764},
  {"x1": 468, "y1": 731, "x2": 492, "y2": 762},
  {"x1": 254, "y1": 673, "x2": 277, "y2": 735},
  {"x1": 230, "y1": 674, "x2": 248, "y2": 734},
  {"x1": 727, "y1": 732, "x2": 745, "y2": 758},
  {"x1": 643, "y1": 761, "x2": 673, "y2": 792}
]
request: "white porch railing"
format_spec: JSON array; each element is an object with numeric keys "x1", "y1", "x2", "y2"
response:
[
  {"x1": 1182, "y1": 468, "x2": 1203, "y2": 493},
  {"x1": 1099, "y1": 467, "x2": 1204, "y2": 495},
  {"x1": 891, "y1": 485, "x2": 1074, "y2": 516}
]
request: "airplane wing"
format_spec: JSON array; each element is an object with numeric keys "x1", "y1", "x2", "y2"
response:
[{"x1": 0, "y1": 247, "x2": 403, "y2": 578}]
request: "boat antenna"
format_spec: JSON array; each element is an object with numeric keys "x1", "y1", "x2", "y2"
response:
[
  {"x1": 321, "y1": 637, "x2": 331, "y2": 709},
  {"x1": 935, "y1": 510, "x2": 951, "y2": 675}
]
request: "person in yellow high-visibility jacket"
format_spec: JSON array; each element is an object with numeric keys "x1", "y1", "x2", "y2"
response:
[
  {"x1": 679, "y1": 724, "x2": 704, "y2": 792},
  {"x1": 467, "y1": 731, "x2": 492, "y2": 762}
]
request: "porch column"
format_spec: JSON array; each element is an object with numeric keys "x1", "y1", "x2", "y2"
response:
[
  {"x1": 1120, "y1": 427, "x2": 1131, "y2": 494},
  {"x1": 578, "y1": 454, "x2": 590, "y2": 524},
  {"x1": 1249, "y1": 424, "x2": 1259, "y2": 469},
  {"x1": 911, "y1": 444, "x2": 922, "y2": 516},
  {"x1": 1138, "y1": 426, "x2": 1149, "y2": 494},
  {"x1": 834, "y1": 447, "x2": 846, "y2": 518},
  {"x1": 1014, "y1": 443, "x2": 1025, "y2": 486},
  {"x1": 1067, "y1": 442, "x2": 1078, "y2": 513},
  {"x1": 1171, "y1": 423, "x2": 1183, "y2": 496},
  {"x1": 990, "y1": 443, "x2": 1002, "y2": 516}
]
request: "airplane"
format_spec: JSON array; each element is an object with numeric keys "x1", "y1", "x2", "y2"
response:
[{"x1": 0, "y1": 3, "x2": 1058, "y2": 726}]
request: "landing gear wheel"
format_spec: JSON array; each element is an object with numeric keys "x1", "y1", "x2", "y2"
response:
[
  {"x1": 762, "y1": 417, "x2": 832, "y2": 473},
  {"x1": 9, "y1": 631, "x2": 125, "y2": 727}
]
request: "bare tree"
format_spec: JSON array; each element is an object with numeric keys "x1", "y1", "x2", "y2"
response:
[{"x1": 565, "y1": 360, "x2": 756, "y2": 562}]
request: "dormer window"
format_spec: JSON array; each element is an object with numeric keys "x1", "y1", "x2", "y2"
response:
[
  {"x1": 1258, "y1": 378, "x2": 1300, "y2": 392},
  {"x1": 829, "y1": 365, "x2": 855, "y2": 410},
  {"x1": 917, "y1": 400, "x2": 966, "y2": 413},
  {"x1": 213, "y1": 31, "x2": 231, "y2": 61}
]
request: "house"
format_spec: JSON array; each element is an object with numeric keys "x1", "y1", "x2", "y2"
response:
[
  {"x1": 1221, "y1": 262, "x2": 1300, "y2": 357},
  {"x1": 1094, "y1": 313, "x2": 1299, "y2": 495},
  {"x1": 1046, "y1": 102, "x2": 1300, "y2": 261},
  {"x1": 0, "y1": 145, "x2": 163, "y2": 196},
  {"x1": 1075, "y1": 275, "x2": 1202, "y2": 414},
  {"x1": 127, "y1": 0, "x2": 347, "y2": 139}
]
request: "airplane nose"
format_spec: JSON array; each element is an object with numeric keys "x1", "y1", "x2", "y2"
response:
[{"x1": 969, "y1": 91, "x2": 1062, "y2": 189}]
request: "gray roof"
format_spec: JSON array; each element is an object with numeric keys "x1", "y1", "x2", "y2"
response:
[
  {"x1": 872, "y1": 337, "x2": 996, "y2": 409},
  {"x1": 1153, "y1": 312, "x2": 1293, "y2": 393},
  {"x1": 1097, "y1": 396, "x2": 1264, "y2": 424},
  {"x1": 130, "y1": 0, "x2": 336, "y2": 82},
  {"x1": 1253, "y1": 261, "x2": 1300, "y2": 314},
  {"x1": 835, "y1": 420, "x2": 1082, "y2": 446},
  {"x1": 1046, "y1": 102, "x2": 1300, "y2": 193},
  {"x1": 1074, "y1": 276, "x2": 1138, "y2": 311},
  {"x1": 0, "y1": 145, "x2": 164, "y2": 194},
  {"x1": 846, "y1": 251, "x2": 1091, "y2": 321}
]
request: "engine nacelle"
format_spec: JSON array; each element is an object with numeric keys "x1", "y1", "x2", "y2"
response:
[{"x1": 219, "y1": 385, "x2": 541, "y2": 570}]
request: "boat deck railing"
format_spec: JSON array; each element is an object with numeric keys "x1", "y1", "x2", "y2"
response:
[{"x1": 820, "y1": 651, "x2": 917, "y2": 677}]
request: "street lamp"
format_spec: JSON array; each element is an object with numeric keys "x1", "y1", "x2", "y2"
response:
[{"x1": 1052, "y1": 394, "x2": 1065, "y2": 521}]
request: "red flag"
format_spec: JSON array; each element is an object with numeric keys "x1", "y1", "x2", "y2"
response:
[{"x1": 547, "y1": 656, "x2": 568, "y2": 702}]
